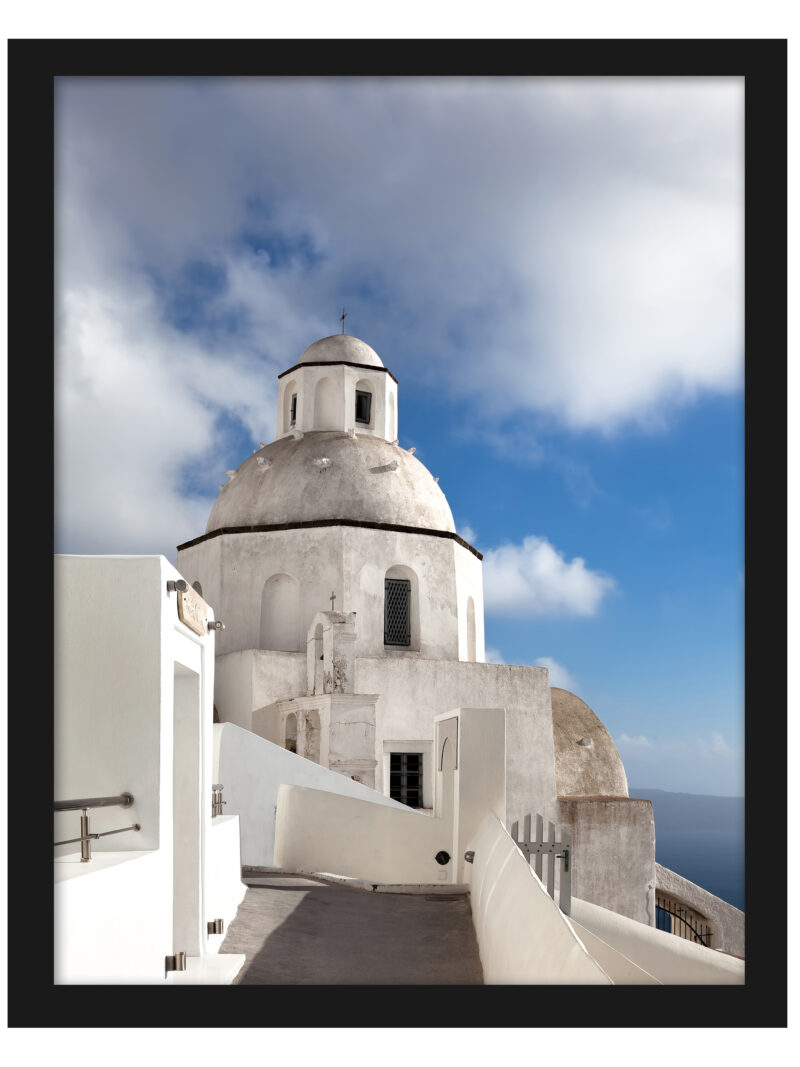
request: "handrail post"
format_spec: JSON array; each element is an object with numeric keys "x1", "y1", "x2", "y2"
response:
[{"x1": 80, "y1": 808, "x2": 91, "y2": 863}]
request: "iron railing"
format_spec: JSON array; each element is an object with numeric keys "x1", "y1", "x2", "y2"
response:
[
  {"x1": 54, "y1": 792, "x2": 140, "y2": 862},
  {"x1": 655, "y1": 892, "x2": 712, "y2": 948}
]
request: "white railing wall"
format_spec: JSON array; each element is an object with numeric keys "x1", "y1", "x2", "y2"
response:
[
  {"x1": 466, "y1": 813, "x2": 612, "y2": 984},
  {"x1": 569, "y1": 897, "x2": 745, "y2": 984}
]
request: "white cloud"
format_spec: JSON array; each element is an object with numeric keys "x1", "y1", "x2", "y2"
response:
[
  {"x1": 617, "y1": 733, "x2": 655, "y2": 749},
  {"x1": 533, "y1": 657, "x2": 578, "y2": 691},
  {"x1": 458, "y1": 522, "x2": 477, "y2": 544},
  {"x1": 616, "y1": 732, "x2": 743, "y2": 795},
  {"x1": 484, "y1": 647, "x2": 506, "y2": 664},
  {"x1": 483, "y1": 535, "x2": 614, "y2": 617},
  {"x1": 55, "y1": 77, "x2": 743, "y2": 555}
]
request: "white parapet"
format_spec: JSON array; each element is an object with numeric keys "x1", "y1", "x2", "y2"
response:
[
  {"x1": 465, "y1": 812, "x2": 613, "y2": 984},
  {"x1": 569, "y1": 896, "x2": 745, "y2": 984}
]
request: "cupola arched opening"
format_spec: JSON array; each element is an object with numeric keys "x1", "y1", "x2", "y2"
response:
[
  {"x1": 384, "y1": 564, "x2": 420, "y2": 652},
  {"x1": 354, "y1": 378, "x2": 374, "y2": 429},
  {"x1": 260, "y1": 572, "x2": 303, "y2": 651},
  {"x1": 314, "y1": 376, "x2": 339, "y2": 430},
  {"x1": 283, "y1": 379, "x2": 298, "y2": 432},
  {"x1": 466, "y1": 596, "x2": 476, "y2": 662},
  {"x1": 387, "y1": 389, "x2": 396, "y2": 441}
]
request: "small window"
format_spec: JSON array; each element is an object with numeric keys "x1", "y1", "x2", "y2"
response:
[
  {"x1": 390, "y1": 752, "x2": 422, "y2": 808},
  {"x1": 290, "y1": 393, "x2": 297, "y2": 426},
  {"x1": 385, "y1": 578, "x2": 411, "y2": 646},
  {"x1": 355, "y1": 389, "x2": 372, "y2": 424}
]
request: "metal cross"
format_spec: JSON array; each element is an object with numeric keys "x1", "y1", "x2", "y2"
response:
[
  {"x1": 339, "y1": 308, "x2": 347, "y2": 333},
  {"x1": 330, "y1": 591, "x2": 336, "y2": 610}
]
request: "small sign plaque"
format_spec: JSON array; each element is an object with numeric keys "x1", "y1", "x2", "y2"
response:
[{"x1": 176, "y1": 584, "x2": 208, "y2": 636}]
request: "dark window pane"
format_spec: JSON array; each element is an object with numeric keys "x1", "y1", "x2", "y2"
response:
[
  {"x1": 355, "y1": 389, "x2": 372, "y2": 424},
  {"x1": 389, "y1": 752, "x2": 423, "y2": 807}
]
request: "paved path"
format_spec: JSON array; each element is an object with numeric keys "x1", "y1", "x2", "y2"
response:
[{"x1": 220, "y1": 873, "x2": 484, "y2": 984}]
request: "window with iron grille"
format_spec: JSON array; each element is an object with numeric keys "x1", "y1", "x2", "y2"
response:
[
  {"x1": 390, "y1": 752, "x2": 422, "y2": 808},
  {"x1": 355, "y1": 389, "x2": 372, "y2": 424},
  {"x1": 384, "y1": 578, "x2": 411, "y2": 645},
  {"x1": 290, "y1": 393, "x2": 297, "y2": 425}
]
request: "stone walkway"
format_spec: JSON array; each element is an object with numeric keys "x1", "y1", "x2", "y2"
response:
[{"x1": 219, "y1": 872, "x2": 484, "y2": 984}]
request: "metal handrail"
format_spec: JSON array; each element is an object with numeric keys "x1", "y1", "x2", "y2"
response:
[
  {"x1": 54, "y1": 792, "x2": 138, "y2": 862},
  {"x1": 55, "y1": 824, "x2": 141, "y2": 847},
  {"x1": 54, "y1": 792, "x2": 134, "y2": 812}
]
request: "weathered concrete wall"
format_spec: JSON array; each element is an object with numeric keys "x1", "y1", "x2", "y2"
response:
[
  {"x1": 557, "y1": 796, "x2": 655, "y2": 924},
  {"x1": 357, "y1": 658, "x2": 558, "y2": 829},
  {"x1": 570, "y1": 897, "x2": 744, "y2": 984},
  {"x1": 466, "y1": 813, "x2": 612, "y2": 984},
  {"x1": 214, "y1": 722, "x2": 406, "y2": 867},
  {"x1": 656, "y1": 862, "x2": 745, "y2": 958}
]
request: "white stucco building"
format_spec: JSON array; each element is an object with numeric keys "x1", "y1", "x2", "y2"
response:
[
  {"x1": 176, "y1": 332, "x2": 662, "y2": 924},
  {"x1": 55, "y1": 331, "x2": 744, "y2": 984}
]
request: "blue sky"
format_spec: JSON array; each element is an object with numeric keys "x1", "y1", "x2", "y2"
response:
[{"x1": 54, "y1": 75, "x2": 744, "y2": 795}]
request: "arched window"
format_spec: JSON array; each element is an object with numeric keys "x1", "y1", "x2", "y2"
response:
[
  {"x1": 314, "y1": 376, "x2": 338, "y2": 429},
  {"x1": 355, "y1": 378, "x2": 373, "y2": 427},
  {"x1": 466, "y1": 596, "x2": 476, "y2": 662},
  {"x1": 284, "y1": 713, "x2": 297, "y2": 753},
  {"x1": 260, "y1": 573, "x2": 303, "y2": 651},
  {"x1": 384, "y1": 564, "x2": 420, "y2": 651},
  {"x1": 283, "y1": 380, "x2": 298, "y2": 432}
]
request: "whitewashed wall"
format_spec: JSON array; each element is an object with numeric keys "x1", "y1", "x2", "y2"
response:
[
  {"x1": 214, "y1": 722, "x2": 407, "y2": 867},
  {"x1": 54, "y1": 555, "x2": 245, "y2": 984}
]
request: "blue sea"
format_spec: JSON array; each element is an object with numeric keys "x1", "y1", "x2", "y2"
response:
[
  {"x1": 654, "y1": 829, "x2": 744, "y2": 911},
  {"x1": 629, "y1": 788, "x2": 745, "y2": 912}
]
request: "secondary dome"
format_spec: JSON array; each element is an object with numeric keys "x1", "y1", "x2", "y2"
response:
[
  {"x1": 551, "y1": 687, "x2": 629, "y2": 798},
  {"x1": 298, "y1": 334, "x2": 384, "y2": 368},
  {"x1": 206, "y1": 431, "x2": 455, "y2": 534}
]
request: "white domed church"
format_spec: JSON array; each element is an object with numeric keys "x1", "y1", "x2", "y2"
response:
[{"x1": 176, "y1": 332, "x2": 654, "y2": 920}]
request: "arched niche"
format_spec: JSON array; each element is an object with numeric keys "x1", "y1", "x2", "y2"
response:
[
  {"x1": 284, "y1": 712, "x2": 297, "y2": 753},
  {"x1": 466, "y1": 596, "x2": 476, "y2": 662},
  {"x1": 384, "y1": 564, "x2": 420, "y2": 652},
  {"x1": 354, "y1": 378, "x2": 374, "y2": 429},
  {"x1": 260, "y1": 572, "x2": 303, "y2": 651},
  {"x1": 314, "y1": 376, "x2": 339, "y2": 430},
  {"x1": 304, "y1": 708, "x2": 321, "y2": 764},
  {"x1": 312, "y1": 622, "x2": 324, "y2": 695},
  {"x1": 283, "y1": 379, "x2": 298, "y2": 432}
]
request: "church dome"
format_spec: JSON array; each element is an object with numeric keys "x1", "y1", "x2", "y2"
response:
[
  {"x1": 298, "y1": 334, "x2": 384, "y2": 368},
  {"x1": 551, "y1": 687, "x2": 629, "y2": 798},
  {"x1": 206, "y1": 431, "x2": 456, "y2": 534}
]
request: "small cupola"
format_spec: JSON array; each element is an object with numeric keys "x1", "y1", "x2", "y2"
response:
[{"x1": 275, "y1": 334, "x2": 398, "y2": 443}]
